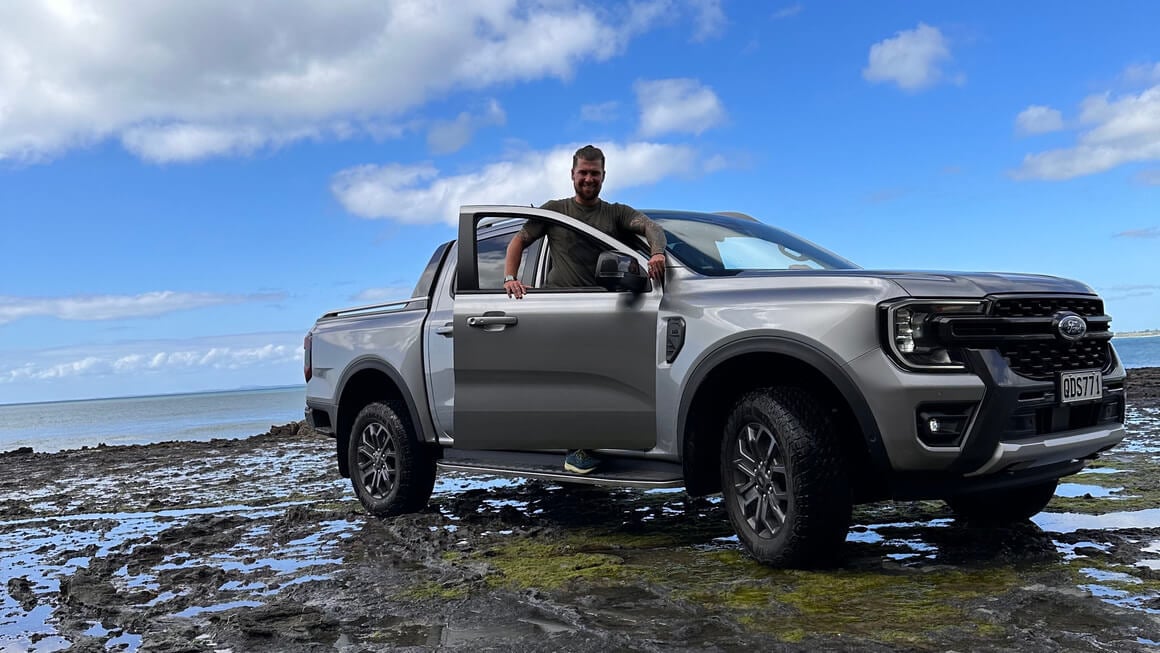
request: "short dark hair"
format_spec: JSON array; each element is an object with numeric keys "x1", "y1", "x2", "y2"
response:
[{"x1": 572, "y1": 144, "x2": 605, "y2": 170}]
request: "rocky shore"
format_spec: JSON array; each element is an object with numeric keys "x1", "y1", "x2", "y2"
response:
[{"x1": 1, "y1": 369, "x2": 1158, "y2": 652}]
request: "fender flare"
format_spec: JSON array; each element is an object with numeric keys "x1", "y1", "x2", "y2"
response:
[
  {"x1": 677, "y1": 334, "x2": 889, "y2": 470},
  {"x1": 335, "y1": 355, "x2": 427, "y2": 442}
]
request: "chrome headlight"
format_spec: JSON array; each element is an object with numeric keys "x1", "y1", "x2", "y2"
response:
[{"x1": 883, "y1": 300, "x2": 985, "y2": 370}]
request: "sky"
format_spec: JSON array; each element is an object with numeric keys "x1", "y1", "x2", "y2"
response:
[{"x1": 1, "y1": 1, "x2": 1158, "y2": 405}]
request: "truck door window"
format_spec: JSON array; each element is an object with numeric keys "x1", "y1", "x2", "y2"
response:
[
  {"x1": 526, "y1": 220, "x2": 624, "y2": 292},
  {"x1": 466, "y1": 229, "x2": 538, "y2": 293}
]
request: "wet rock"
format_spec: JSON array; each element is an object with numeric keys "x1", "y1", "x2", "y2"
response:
[
  {"x1": 232, "y1": 602, "x2": 339, "y2": 640},
  {"x1": 60, "y1": 569, "x2": 119, "y2": 608},
  {"x1": 136, "y1": 634, "x2": 211, "y2": 653},
  {"x1": 7, "y1": 576, "x2": 38, "y2": 611},
  {"x1": 155, "y1": 514, "x2": 249, "y2": 551},
  {"x1": 63, "y1": 637, "x2": 108, "y2": 653},
  {"x1": 0, "y1": 446, "x2": 34, "y2": 457},
  {"x1": 0, "y1": 499, "x2": 32, "y2": 517}
]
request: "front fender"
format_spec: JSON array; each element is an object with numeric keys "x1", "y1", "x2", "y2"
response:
[{"x1": 677, "y1": 333, "x2": 889, "y2": 471}]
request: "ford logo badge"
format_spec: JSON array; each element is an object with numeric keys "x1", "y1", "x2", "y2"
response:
[{"x1": 1053, "y1": 312, "x2": 1087, "y2": 342}]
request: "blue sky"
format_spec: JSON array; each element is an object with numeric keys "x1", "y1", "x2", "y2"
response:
[{"x1": 1, "y1": 1, "x2": 1158, "y2": 404}]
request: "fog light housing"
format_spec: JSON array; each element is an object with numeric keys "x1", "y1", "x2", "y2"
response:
[
  {"x1": 1099, "y1": 399, "x2": 1124, "y2": 424},
  {"x1": 916, "y1": 403, "x2": 977, "y2": 447}
]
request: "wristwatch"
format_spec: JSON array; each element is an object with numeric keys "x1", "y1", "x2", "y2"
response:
[{"x1": 504, "y1": 275, "x2": 517, "y2": 282}]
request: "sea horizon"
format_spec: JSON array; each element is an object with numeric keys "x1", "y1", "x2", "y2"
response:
[{"x1": 0, "y1": 383, "x2": 305, "y2": 409}]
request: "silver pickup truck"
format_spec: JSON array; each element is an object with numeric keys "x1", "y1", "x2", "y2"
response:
[{"x1": 304, "y1": 205, "x2": 1127, "y2": 567}]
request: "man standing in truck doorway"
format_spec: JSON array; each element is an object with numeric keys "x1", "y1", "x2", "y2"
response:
[{"x1": 501, "y1": 144, "x2": 668, "y2": 474}]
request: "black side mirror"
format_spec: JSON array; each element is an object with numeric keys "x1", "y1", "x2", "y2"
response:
[{"x1": 595, "y1": 251, "x2": 649, "y2": 293}]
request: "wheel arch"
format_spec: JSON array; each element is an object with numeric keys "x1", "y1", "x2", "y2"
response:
[
  {"x1": 678, "y1": 335, "x2": 890, "y2": 499},
  {"x1": 334, "y1": 356, "x2": 426, "y2": 478}
]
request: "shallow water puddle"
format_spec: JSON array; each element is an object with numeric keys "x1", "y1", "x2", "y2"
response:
[
  {"x1": 1057, "y1": 483, "x2": 1124, "y2": 497},
  {"x1": 1077, "y1": 467, "x2": 1126, "y2": 475},
  {"x1": 1033, "y1": 508, "x2": 1160, "y2": 533}
]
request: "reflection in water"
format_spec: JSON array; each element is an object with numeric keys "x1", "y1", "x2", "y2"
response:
[
  {"x1": 1033, "y1": 509, "x2": 1160, "y2": 534},
  {"x1": 1056, "y1": 483, "x2": 1123, "y2": 498}
]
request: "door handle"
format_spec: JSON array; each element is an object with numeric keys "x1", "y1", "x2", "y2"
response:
[
  {"x1": 466, "y1": 315, "x2": 518, "y2": 328},
  {"x1": 435, "y1": 322, "x2": 454, "y2": 337}
]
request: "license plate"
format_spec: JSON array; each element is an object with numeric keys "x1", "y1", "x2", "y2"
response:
[{"x1": 1059, "y1": 369, "x2": 1102, "y2": 404}]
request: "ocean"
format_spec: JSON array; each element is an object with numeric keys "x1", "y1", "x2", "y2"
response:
[
  {"x1": 0, "y1": 386, "x2": 306, "y2": 454},
  {"x1": 1, "y1": 335, "x2": 1157, "y2": 454}
]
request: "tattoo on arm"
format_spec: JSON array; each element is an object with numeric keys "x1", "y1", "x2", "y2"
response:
[{"x1": 629, "y1": 214, "x2": 667, "y2": 255}]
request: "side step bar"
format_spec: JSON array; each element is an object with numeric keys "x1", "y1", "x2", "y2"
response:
[{"x1": 436, "y1": 449, "x2": 686, "y2": 489}]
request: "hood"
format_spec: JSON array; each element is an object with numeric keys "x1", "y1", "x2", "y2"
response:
[
  {"x1": 872, "y1": 270, "x2": 1097, "y2": 297},
  {"x1": 722, "y1": 269, "x2": 1097, "y2": 298}
]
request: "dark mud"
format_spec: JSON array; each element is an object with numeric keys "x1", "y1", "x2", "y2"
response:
[{"x1": 2, "y1": 370, "x2": 1160, "y2": 652}]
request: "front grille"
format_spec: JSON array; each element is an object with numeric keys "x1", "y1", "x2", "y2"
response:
[
  {"x1": 991, "y1": 297, "x2": 1104, "y2": 318},
  {"x1": 937, "y1": 295, "x2": 1113, "y2": 380},
  {"x1": 997, "y1": 339, "x2": 1110, "y2": 380}
]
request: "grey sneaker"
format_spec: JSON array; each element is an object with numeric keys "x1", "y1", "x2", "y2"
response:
[{"x1": 564, "y1": 449, "x2": 599, "y2": 474}]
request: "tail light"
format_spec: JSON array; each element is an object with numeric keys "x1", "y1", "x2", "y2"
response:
[{"x1": 303, "y1": 333, "x2": 312, "y2": 382}]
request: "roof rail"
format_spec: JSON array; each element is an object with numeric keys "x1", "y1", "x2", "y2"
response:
[
  {"x1": 321, "y1": 296, "x2": 424, "y2": 319},
  {"x1": 714, "y1": 211, "x2": 759, "y2": 222}
]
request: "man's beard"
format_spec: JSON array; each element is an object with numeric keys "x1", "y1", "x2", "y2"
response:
[{"x1": 576, "y1": 182, "x2": 600, "y2": 202}]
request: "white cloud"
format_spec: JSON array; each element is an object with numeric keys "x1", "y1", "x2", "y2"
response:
[
  {"x1": 0, "y1": 291, "x2": 284, "y2": 325},
  {"x1": 427, "y1": 100, "x2": 506, "y2": 155},
  {"x1": 120, "y1": 123, "x2": 328, "y2": 164},
  {"x1": 862, "y1": 23, "x2": 955, "y2": 91},
  {"x1": 0, "y1": 1, "x2": 668, "y2": 163},
  {"x1": 1012, "y1": 82, "x2": 1160, "y2": 180},
  {"x1": 580, "y1": 101, "x2": 621, "y2": 122},
  {"x1": 331, "y1": 141, "x2": 713, "y2": 224},
  {"x1": 1015, "y1": 105, "x2": 1064, "y2": 135},
  {"x1": 1124, "y1": 62, "x2": 1160, "y2": 84},
  {"x1": 1136, "y1": 169, "x2": 1160, "y2": 186},
  {"x1": 0, "y1": 333, "x2": 303, "y2": 385},
  {"x1": 772, "y1": 4, "x2": 803, "y2": 20},
  {"x1": 688, "y1": 0, "x2": 726, "y2": 42},
  {"x1": 1114, "y1": 227, "x2": 1160, "y2": 239},
  {"x1": 635, "y1": 78, "x2": 726, "y2": 137}
]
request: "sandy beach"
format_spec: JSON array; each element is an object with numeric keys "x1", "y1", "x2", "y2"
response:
[{"x1": 2, "y1": 369, "x2": 1159, "y2": 652}]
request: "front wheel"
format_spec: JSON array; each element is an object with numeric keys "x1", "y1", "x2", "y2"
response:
[
  {"x1": 347, "y1": 401, "x2": 436, "y2": 517},
  {"x1": 720, "y1": 387, "x2": 852, "y2": 568},
  {"x1": 947, "y1": 480, "x2": 1058, "y2": 525}
]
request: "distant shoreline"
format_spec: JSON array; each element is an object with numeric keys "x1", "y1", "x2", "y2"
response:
[
  {"x1": 0, "y1": 384, "x2": 304, "y2": 409},
  {"x1": 1117, "y1": 332, "x2": 1160, "y2": 339}
]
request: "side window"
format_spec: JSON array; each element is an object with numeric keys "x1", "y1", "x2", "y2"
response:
[{"x1": 472, "y1": 228, "x2": 539, "y2": 291}]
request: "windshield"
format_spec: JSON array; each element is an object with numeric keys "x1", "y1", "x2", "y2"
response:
[{"x1": 645, "y1": 211, "x2": 860, "y2": 276}]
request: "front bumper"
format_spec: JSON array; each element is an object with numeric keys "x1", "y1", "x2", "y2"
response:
[{"x1": 848, "y1": 346, "x2": 1127, "y2": 478}]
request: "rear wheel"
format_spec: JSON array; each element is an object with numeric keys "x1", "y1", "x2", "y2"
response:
[
  {"x1": 947, "y1": 480, "x2": 1058, "y2": 525},
  {"x1": 347, "y1": 401, "x2": 436, "y2": 517},
  {"x1": 720, "y1": 387, "x2": 852, "y2": 568}
]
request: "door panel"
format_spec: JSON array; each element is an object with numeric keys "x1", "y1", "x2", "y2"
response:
[
  {"x1": 453, "y1": 290, "x2": 658, "y2": 450},
  {"x1": 452, "y1": 206, "x2": 659, "y2": 451}
]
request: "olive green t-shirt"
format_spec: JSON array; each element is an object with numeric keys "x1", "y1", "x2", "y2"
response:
[{"x1": 521, "y1": 198, "x2": 654, "y2": 288}]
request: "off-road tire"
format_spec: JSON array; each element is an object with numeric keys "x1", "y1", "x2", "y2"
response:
[
  {"x1": 347, "y1": 401, "x2": 436, "y2": 517},
  {"x1": 947, "y1": 480, "x2": 1058, "y2": 525},
  {"x1": 720, "y1": 387, "x2": 852, "y2": 568}
]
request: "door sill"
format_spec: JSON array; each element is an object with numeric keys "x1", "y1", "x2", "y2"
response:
[{"x1": 437, "y1": 449, "x2": 685, "y2": 489}]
